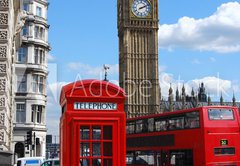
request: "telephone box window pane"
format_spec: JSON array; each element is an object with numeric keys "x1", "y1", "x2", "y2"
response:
[
  {"x1": 80, "y1": 159, "x2": 89, "y2": 166},
  {"x1": 104, "y1": 142, "x2": 112, "y2": 156},
  {"x1": 80, "y1": 143, "x2": 90, "y2": 157},
  {"x1": 92, "y1": 126, "x2": 101, "y2": 140},
  {"x1": 103, "y1": 159, "x2": 112, "y2": 166},
  {"x1": 93, "y1": 159, "x2": 101, "y2": 166},
  {"x1": 103, "y1": 126, "x2": 112, "y2": 140},
  {"x1": 80, "y1": 126, "x2": 90, "y2": 140},
  {"x1": 93, "y1": 143, "x2": 101, "y2": 156}
]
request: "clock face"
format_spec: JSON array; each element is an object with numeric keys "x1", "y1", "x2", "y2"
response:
[{"x1": 131, "y1": 0, "x2": 151, "y2": 18}]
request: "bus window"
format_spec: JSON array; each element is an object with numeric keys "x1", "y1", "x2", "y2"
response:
[
  {"x1": 126, "y1": 152, "x2": 134, "y2": 164},
  {"x1": 127, "y1": 121, "x2": 135, "y2": 134},
  {"x1": 208, "y1": 109, "x2": 234, "y2": 120},
  {"x1": 148, "y1": 118, "x2": 154, "y2": 132},
  {"x1": 168, "y1": 117, "x2": 184, "y2": 130},
  {"x1": 155, "y1": 119, "x2": 167, "y2": 131},
  {"x1": 132, "y1": 151, "x2": 155, "y2": 165},
  {"x1": 170, "y1": 150, "x2": 193, "y2": 166},
  {"x1": 185, "y1": 112, "x2": 199, "y2": 128},
  {"x1": 136, "y1": 120, "x2": 144, "y2": 133}
]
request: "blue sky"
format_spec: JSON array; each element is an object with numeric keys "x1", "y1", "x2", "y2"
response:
[{"x1": 47, "y1": 0, "x2": 240, "y2": 135}]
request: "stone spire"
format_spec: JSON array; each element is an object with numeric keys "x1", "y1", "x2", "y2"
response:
[
  {"x1": 207, "y1": 94, "x2": 211, "y2": 106},
  {"x1": 198, "y1": 82, "x2": 207, "y2": 102},
  {"x1": 220, "y1": 92, "x2": 224, "y2": 105},
  {"x1": 182, "y1": 84, "x2": 186, "y2": 109},
  {"x1": 176, "y1": 87, "x2": 180, "y2": 101},
  {"x1": 191, "y1": 87, "x2": 195, "y2": 97},
  {"x1": 195, "y1": 92, "x2": 199, "y2": 107},
  {"x1": 232, "y1": 92, "x2": 236, "y2": 107},
  {"x1": 168, "y1": 84, "x2": 173, "y2": 111}
]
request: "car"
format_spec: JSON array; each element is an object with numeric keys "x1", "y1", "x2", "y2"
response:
[
  {"x1": 40, "y1": 158, "x2": 59, "y2": 166},
  {"x1": 16, "y1": 157, "x2": 45, "y2": 166}
]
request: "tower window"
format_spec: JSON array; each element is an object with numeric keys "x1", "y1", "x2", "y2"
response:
[
  {"x1": 16, "y1": 74, "x2": 27, "y2": 92},
  {"x1": 16, "y1": 103, "x2": 26, "y2": 123},
  {"x1": 32, "y1": 75, "x2": 46, "y2": 94},
  {"x1": 23, "y1": 3, "x2": 29, "y2": 11},
  {"x1": 34, "y1": 26, "x2": 45, "y2": 40},
  {"x1": 36, "y1": 6, "x2": 42, "y2": 17},
  {"x1": 22, "y1": 25, "x2": 28, "y2": 36},
  {"x1": 17, "y1": 47, "x2": 27, "y2": 63},
  {"x1": 34, "y1": 48, "x2": 45, "y2": 65},
  {"x1": 31, "y1": 105, "x2": 44, "y2": 123}
]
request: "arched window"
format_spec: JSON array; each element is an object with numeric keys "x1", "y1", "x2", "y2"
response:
[{"x1": 15, "y1": 142, "x2": 25, "y2": 158}]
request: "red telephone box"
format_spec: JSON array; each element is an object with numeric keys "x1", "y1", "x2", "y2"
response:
[{"x1": 59, "y1": 80, "x2": 126, "y2": 166}]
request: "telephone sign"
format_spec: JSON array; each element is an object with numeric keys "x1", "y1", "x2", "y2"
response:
[{"x1": 74, "y1": 102, "x2": 117, "y2": 110}]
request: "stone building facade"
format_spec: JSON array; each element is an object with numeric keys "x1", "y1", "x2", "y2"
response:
[
  {"x1": 0, "y1": 0, "x2": 22, "y2": 165},
  {"x1": 13, "y1": 0, "x2": 50, "y2": 159}
]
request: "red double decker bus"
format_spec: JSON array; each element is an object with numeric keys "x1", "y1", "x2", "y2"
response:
[{"x1": 126, "y1": 106, "x2": 240, "y2": 166}]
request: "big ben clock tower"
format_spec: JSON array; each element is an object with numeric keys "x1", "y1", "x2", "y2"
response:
[{"x1": 118, "y1": 0, "x2": 160, "y2": 117}]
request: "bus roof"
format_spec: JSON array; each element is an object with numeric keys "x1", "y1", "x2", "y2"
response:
[{"x1": 127, "y1": 106, "x2": 237, "y2": 121}]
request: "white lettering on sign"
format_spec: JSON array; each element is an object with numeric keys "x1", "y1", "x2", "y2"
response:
[{"x1": 74, "y1": 102, "x2": 117, "y2": 110}]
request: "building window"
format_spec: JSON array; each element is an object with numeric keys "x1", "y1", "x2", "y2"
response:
[
  {"x1": 31, "y1": 105, "x2": 44, "y2": 123},
  {"x1": 17, "y1": 75, "x2": 27, "y2": 92},
  {"x1": 32, "y1": 75, "x2": 46, "y2": 93},
  {"x1": 34, "y1": 26, "x2": 45, "y2": 40},
  {"x1": 32, "y1": 75, "x2": 38, "y2": 92},
  {"x1": 23, "y1": 3, "x2": 29, "y2": 11},
  {"x1": 16, "y1": 104, "x2": 26, "y2": 123},
  {"x1": 36, "y1": 6, "x2": 42, "y2": 17},
  {"x1": 34, "y1": 48, "x2": 45, "y2": 65},
  {"x1": 17, "y1": 47, "x2": 27, "y2": 63},
  {"x1": 21, "y1": 25, "x2": 28, "y2": 36},
  {"x1": 39, "y1": 77, "x2": 44, "y2": 93}
]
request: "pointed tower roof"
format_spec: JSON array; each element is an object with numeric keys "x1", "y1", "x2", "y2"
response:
[
  {"x1": 232, "y1": 92, "x2": 236, "y2": 106},
  {"x1": 191, "y1": 87, "x2": 195, "y2": 96},
  {"x1": 182, "y1": 84, "x2": 186, "y2": 96},
  {"x1": 169, "y1": 83, "x2": 173, "y2": 95},
  {"x1": 220, "y1": 92, "x2": 224, "y2": 105},
  {"x1": 176, "y1": 87, "x2": 180, "y2": 101},
  {"x1": 207, "y1": 93, "x2": 211, "y2": 106}
]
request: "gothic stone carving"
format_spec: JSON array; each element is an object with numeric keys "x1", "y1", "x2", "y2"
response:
[
  {"x1": 15, "y1": 11, "x2": 28, "y2": 35},
  {"x1": 0, "y1": 13, "x2": 8, "y2": 25},
  {"x1": 0, "y1": 63, "x2": 6, "y2": 73},
  {"x1": 0, "y1": 113, "x2": 4, "y2": 125},
  {"x1": 0, "y1": 130, "x2": 4, "y2": 142},
  {"x1": 0, "y1": 0, "x2": 9, "y2": 8},
  {"x1": 0, "y1": 97, "x2": 5, "y2": 107},
  {"x1": 0, "y1": 46, "x2": 7, "y2": 58},
  {"x1": 0, "y1": 78, "x2": 6, "y2": 92},
  {"x1": 0, "y1": 31, "x2": 7, "y2": 40}
]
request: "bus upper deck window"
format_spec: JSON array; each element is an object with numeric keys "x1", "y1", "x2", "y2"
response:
[{"x1": 208, "y1": 109, "x2": 234, "y2": 120}]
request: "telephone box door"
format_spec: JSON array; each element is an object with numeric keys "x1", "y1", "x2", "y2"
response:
[{"x1": 74, "y1": 121, "x2": 118, "y2": 166}]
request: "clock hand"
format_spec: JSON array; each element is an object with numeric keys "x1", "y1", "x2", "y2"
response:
[{"x1": 139, "y1": 5, "x2": 147, "y2": 10}]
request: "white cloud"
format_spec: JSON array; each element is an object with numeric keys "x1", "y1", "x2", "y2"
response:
[
  {"x1": 48, "y1": 54, "x2": 55, "y2": 62},
  {"x1": 190, "y1": 77, "x2": 232, "y2": 97},
  {"x1": 191, "y1": 59, "x2": 201, "y2": 64},
  {"x1": 159, "y1": 2, "x2": 240, "y2": 53},
  {"x1": 67, "y1": 62, "x2": 119, "y2": 79},
  {"x1": 159, "y1": 72, "x2": 239, "y2": 101},
  {"x1": 209, "y1": 57, "x2": 216, "y2": 62}
]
